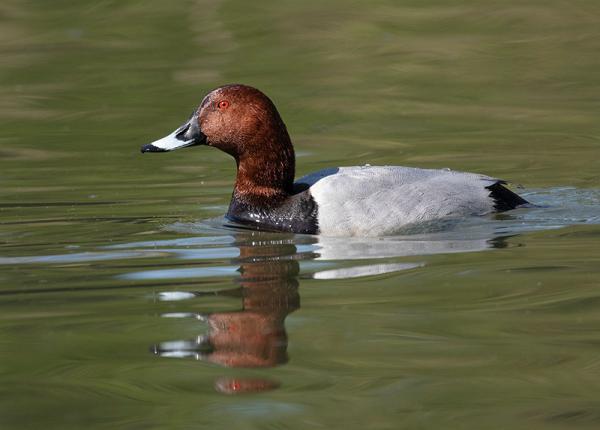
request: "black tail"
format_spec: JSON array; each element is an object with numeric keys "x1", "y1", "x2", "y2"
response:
[{"x1": 486, "y1": 182, "x2": 529, "y2": 211}]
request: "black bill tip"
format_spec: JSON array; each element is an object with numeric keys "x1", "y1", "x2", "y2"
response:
[{"x1": 140, "y1": 144, "x2": 167, "y2": 154}]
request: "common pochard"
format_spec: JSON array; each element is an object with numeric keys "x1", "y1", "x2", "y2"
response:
[{"x1": 141, "y1": 84, "x2": 528, "y2": 236}]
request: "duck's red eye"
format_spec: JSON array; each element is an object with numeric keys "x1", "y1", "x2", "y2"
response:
[{"x1": 218, "y1": 100, "x2": 230, "y2": 110}]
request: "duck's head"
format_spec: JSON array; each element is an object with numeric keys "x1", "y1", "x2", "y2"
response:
[
  {"x1": 142, "y1": 84, "x2": 295, "y2": 196},
  {"x1": 142, "y1": 84, "x2": 290, "y2": 156}
]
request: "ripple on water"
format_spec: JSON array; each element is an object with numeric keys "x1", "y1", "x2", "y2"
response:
[{"x1": 2, "y1": 188, "x2": 600, "y2": 283}]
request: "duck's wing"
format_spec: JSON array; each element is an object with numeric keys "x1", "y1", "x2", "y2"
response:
[{"x1": 298, "y1": 166, "x2": 526, "y2": 237}]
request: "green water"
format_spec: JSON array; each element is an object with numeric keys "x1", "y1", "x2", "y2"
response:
[{"x1": 2, "y1": 1, "x2": 600, "y2": 429}]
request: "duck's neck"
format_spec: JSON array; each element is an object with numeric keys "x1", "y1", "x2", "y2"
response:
[{"x1": 233, "y1": 131, "x2": 295, "y2": 206}]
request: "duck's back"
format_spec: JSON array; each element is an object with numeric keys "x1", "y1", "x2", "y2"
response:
[{"x1": 298, "y1": 166, "x2": 526, "y2": 236}]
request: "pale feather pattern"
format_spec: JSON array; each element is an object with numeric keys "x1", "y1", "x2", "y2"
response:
[{"x1": 300, "y1": 166, "x2": 500, "y2": 237}]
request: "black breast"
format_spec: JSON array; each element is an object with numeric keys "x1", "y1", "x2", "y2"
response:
[{"x1": 226, "y1": 187, "x2": 319, "y2": 234}]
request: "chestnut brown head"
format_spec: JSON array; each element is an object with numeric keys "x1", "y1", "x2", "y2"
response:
[
  {"x1": 142, "y1": 84, "x2": 296, "y2": 195},
  {"x1": 198, "y1": 85, "x2": 291, "y2": 157}
]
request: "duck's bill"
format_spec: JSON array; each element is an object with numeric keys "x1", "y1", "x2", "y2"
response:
[{"x1": 141, "y1": 113, "x2": 206, "y2": 153}]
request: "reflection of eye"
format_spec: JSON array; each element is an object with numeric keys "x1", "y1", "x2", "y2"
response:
[{"x1": 218, "y1": 100, "x2": 230, "y2": 110}]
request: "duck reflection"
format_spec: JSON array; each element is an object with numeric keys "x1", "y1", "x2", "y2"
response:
[
  {"x1": 148, "y1": 221, "x2": 512, "y2": 393},
  {"x1": 198, "y1": 239, "x2": 300, "y2": 368},
  {"x1": 151, "y1": 233, "x2": 303, "y2": 392}
]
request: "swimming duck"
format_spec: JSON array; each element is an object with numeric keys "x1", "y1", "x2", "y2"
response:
[{"x1": 141, "y1": 84, "x2": 528, "y2": 236}]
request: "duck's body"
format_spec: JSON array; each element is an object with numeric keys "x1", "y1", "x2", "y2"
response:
[
  {"x1": 226, "y1": 166, "x2": 525, "y2": 236},
  {"x1": 142, "y1": 84, "x2": 528, "y2": 237}
]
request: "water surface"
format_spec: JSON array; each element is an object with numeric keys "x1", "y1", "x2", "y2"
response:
[{"x1": 2, "y1": 1, "x2": 600, "y2": 429}]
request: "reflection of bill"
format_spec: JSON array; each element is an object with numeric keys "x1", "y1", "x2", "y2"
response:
[{"x1": 152, "y1": 238, "x2": 300, "y2": 393}]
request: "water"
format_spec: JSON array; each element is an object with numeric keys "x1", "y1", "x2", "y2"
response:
[{"x1": 2, "y1": 1, "x2": 600, "y2": 429}]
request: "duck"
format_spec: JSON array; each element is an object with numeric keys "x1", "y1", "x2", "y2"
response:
[{"x1": 141, "y1": 84, "x2": 528, "y2": 236}]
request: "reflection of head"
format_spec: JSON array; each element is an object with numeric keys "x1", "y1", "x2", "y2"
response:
[
  {"x1": 214, "y1": 377, "x2": 280, "y2": 395},
  {"x1": 152, "y1": 235, "x2": 301, "y2": 394},
  {"x1": 203, "y1": 240, "x2": 299, "y2": 368}
]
